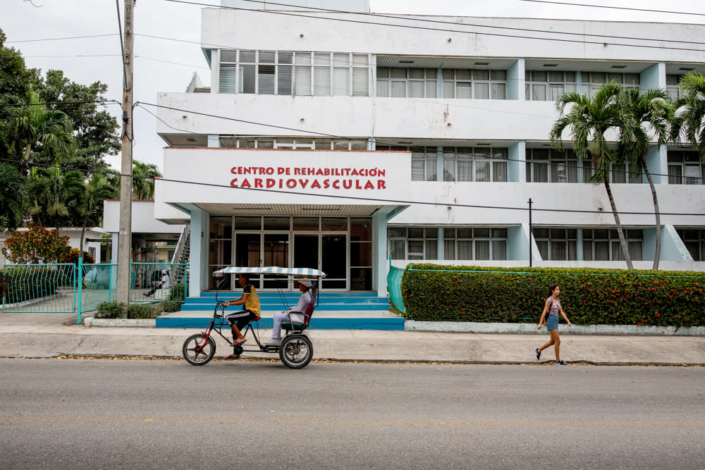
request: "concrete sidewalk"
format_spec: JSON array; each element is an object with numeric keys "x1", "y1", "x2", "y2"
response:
[{"x1": 1, "y1": 324, "x2": 704, "y2": 365}]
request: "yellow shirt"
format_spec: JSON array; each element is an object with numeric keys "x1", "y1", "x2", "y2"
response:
[{"x1": 243, "y1": 284, "x2": 261, "y2": 317}]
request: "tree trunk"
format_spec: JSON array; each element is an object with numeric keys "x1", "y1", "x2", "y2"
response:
[
  {"x1": 21, "y1": 143, "x2": 31, "y2": 174},
  {"x1": 80, "y1": 214, "x2": 89, "y2": 262},
  {"x1": 603, "y1": 179, "x2": 634, "y2": 270},
  {"x1": 640, "y1": 156, "x2": 661, "y2": 270}
]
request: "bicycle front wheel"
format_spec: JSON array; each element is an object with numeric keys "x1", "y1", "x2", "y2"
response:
[{"x1": 182, "y1": 334, "x2": 216, "y2": 366}]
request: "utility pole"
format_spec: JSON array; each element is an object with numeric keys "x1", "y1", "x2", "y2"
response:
[
  {"x1": 117, "y1": 0, "x2": 135, "y2": 315},
  {"x1": 528, "y1": 198, "x2": 533, "y2": 268}
]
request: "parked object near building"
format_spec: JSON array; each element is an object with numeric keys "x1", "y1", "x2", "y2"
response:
[{"x1": 130, "y1": 0, "x2": 705, "y2": 300}]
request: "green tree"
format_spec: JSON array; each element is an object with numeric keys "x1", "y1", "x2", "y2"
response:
[
  {"x1": 132, "y1": 160, "x2": 162, "y2": 200},
  {"x1": 0, "y1": 29, "x2": 37, "y2": 100},
  {"x1": 27, "y1": 166, "x2": 85, "y2": 230},
  {"x1": 550, "y1": 82, "x2": 634, "y2": 270},
  {"x1": 78, "y1": 174, "x2": 117, "y2": 259},
  {"x1": 0, "y1": 164, "x2": 26, "y2": 231},
  {"x1": 671, "y1": 72, "x2": 705, "y2": 158},
  {"x1": 33, "y1": 70, "x2": 120, "y2": 174},
  {"x1": 1, "y1": 222, "x2": 71, "y2": 264},
  {"x1": 617, "y1": 87, "x2": 674, "y2": 270}
]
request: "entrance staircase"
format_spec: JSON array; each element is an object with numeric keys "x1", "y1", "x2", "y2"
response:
[
  {"x1": 172, "y1": 226, "x2": 190, "y2": 285},
  {"x1": 157, "y1": 292, "x2": 404, "y2": 330}
]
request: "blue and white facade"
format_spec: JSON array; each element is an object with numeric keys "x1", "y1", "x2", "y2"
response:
[{"x1": 153, "y1": 0, "x2": 705, "y2": 298}]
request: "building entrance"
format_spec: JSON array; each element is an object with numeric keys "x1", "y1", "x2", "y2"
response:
[{"x1": 214, "y1": 216, "x2": 371, "y2": 292}]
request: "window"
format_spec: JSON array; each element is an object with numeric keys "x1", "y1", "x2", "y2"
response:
[
  {"x1": 533, "y1": 229, "x2": 578, "y2": 261},
  {"x1": 443, "y1": 228, "x2": 507, "y2": 261},
  {"x1": 441, "y1": 69, "x2": 507, "y2": 100},
  {"x1": 208, "y1": 217, "x2": 233, "y2": 289},
  {"x1": 377, "y1": 68, "x2": 438, "y2": 98},
  {"x1": 668, "y1": 151, "x2": 704, "y2": 185},
  {"x1": 581, "y1": 160, "x2": 642, "y2": 184},
  {"x1": 443, "y1": 147, "x2": 508, "y2": 182},
  {"x1": 581, "y1": 72, "x2": 640, "y2": 98},
  {"x1": 526, "y1": 149, "x2": 578, "y2": 183},
  {"x1": 676, "y1": 229, "x2": 705, "y2": 261},
  {"x1": 218, "y1": 136, "x2": 367, "y2": 150},
  {"x1": 387, "y1": 227, "x2": 438, "y2": 260},
  {"x1": 667, "y1": 75, "x2": 684, "y2": 101},
  {"x1": 582, "y1": 229, "x2": 643, "y2": 261},
  {"x1": 525, "y1": 71, "x2": 577, "y2": 101},
  {"x1": 218, "y1": 50, "x2": 370, "y2": 97}
]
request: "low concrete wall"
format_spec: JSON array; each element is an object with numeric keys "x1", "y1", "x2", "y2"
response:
[
  {"x1": 84, "y1": 317, "x2": 156, "y2": 328},
  {"x1": 405, "y1": 321, "x2": 705, "y2": 336}
]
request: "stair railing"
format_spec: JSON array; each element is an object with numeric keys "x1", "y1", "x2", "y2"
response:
[{"x1": 172, "y1": 225, "x2": 190, "y2": 284}]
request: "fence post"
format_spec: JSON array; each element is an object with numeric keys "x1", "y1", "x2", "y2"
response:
[
  {"x1": 77, "y1": 258, "x2": 83, "y2": 325},
  {"x1": 108, "y1": 263, "x2": 113, "y2": 303}
]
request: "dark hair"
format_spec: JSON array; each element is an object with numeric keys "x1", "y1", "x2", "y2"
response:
[
  {"x1": 547, "y1": 284, "x2": 559, "y2": 297},
  {"x1": 239, "y1": 273, "x2": 250, "y2": 282}
]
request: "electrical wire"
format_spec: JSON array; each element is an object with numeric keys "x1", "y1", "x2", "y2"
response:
[
  {"x1": 2, "y1": 156, "x2": 703, "y2": 217},
  {"x1": 6, "y1": 33, "x2": 119, "y2": 44},
  {"x1": 135, "y1": 101, "x2": 687, "y2": 181},
  {"x1": 115, "y1": 0, "x2": 129, "y2": 91},
  {"x1": 0, "y1": 99, "x2": 122, "y2": 108},
  {"x1": 517, "y1": 0, "x2": 705, "y2": 18},
  {"x1": 162, "y1": 0, "x2": 705, "y2": 53}
]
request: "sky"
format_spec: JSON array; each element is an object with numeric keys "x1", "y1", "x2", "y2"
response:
[{"x1": 2, "y1": 0, "x2": 704, "y2": 172}]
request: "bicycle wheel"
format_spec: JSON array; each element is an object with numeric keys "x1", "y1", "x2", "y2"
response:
[
  {"x1": 182, "y1": 333, "x2": 216, "y2": 366},
  {"x1": 279, "y1": 334, "x2": 313, "y2": 369}
]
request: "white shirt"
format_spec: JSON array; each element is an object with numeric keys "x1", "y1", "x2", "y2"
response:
[
  {"x1": 291, "y1": 291, "x2": 312, "y2": 314},
  {"x1": 161, "y1": 274, "x2": 170, "y2": 289}
]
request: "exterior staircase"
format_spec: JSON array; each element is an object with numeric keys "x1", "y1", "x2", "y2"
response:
[{"x1": 172, "y1": 225, "x2": 190, "y2": 287}]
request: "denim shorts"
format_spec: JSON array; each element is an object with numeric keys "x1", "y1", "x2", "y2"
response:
[{"x1": 546, "y1": 315, "x2": 559, "y2": 331}]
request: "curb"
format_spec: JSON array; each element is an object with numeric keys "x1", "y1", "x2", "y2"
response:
[
  {"x1": 405, "y1": 321, "x2": 705, "y2": 336},
  {"x1": 84, "y1": 317, "x2": 156, "y2": 327}
]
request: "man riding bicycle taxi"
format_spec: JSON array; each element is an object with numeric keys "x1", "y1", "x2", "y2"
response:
[{"x1": 222, "y1": 273, "x2": 261, "y2": 355}]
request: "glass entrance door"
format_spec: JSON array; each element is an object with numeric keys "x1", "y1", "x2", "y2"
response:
[
  {"x1": 263, "y1": 234, "x2": 289, "y2": 289},
  {"x1": 235, "y1": 233, "x2": 261, "y2": 289},
  {"x1": 322, "y1": 234, "x2": 347, "y2": 290}
]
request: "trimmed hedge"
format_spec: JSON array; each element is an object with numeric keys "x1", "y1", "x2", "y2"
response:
[
  {"x1": 1, "y1": 266, "x2": 72, "y2": 303},
  {"x1": 95, "y1": 302, "x2": 161, "y2": 319},
  {"x1": 401, "y1": 264, "x2": 705, "y2": 328}
]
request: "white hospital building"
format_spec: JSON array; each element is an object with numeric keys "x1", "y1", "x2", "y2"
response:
[{"x1": 137, "y1": 0, "x2": 705, "y2": 297}]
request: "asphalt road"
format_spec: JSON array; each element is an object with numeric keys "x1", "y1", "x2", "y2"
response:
[{"x1": 1, "y1": 359, "x2": 704, "y2": 470}]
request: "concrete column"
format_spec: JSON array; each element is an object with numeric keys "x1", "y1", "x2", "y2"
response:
[
  {"x1": 576, "y1": 228, "x2": 584, "y2": 261},
  {"x1": 437, "y1": 68, "x2": 443, "y2": 98},
  {"x1": 577, "y1": 156, "x2": 584, "y2": 183},
  {"x1": 508, "y1": 141, "x2": 526, "y2": 182},
  {"x1": 507, "y1": 58, "x2": 525, "y2": 101},
  {"x1": 646, "y1": 145, "x2": 668, "y2": 185},
  {"x1": 372, "y1": 212, "x2": 388, "y2": 297},
  {"x1": 371, "y1": 54, "x2": 377, "y2": 98},
  {"x1": 208, "y1": 135, "x2": 219, "y2": 148},
  {"x1": 640, "y1": 62, "x2": 666, "y2": 92},
  {"x1": 111, "y1": 233, "x2": 119, "y2": 263},
  {"x1": 437, "y1": 227, "x2": 444, "y2": 260},
  {"x1": 643, "y1": 225, "x2": 694, "y2": 262},
  {"x1": 507, "y1": 224, "x2": 541, "y2": 261},
  {"x1": 189, "y1": 208, "x2": 210, "y2": 297},
  {"x1": 367, "y1": 137, "x2": 376, "y2": 151},
  {"x1": 437, "y1": 146, "x2": 444, "y2": 182},
  {"x1": 576, "y1": 71, "x2": 582, "y2": 94},
  {"x1": 210, "y1": 49, "x2": 219, "y2": 93}
]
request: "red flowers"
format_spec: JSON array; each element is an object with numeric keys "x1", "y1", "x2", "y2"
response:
[{"x1": 655, "y1": 313, "x2": 660, "y2": 317}]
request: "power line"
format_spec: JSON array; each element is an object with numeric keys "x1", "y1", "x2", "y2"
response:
[
  {"x1": 162, "y1": 0, "x2": 705, "y2": 53},
  {"x1": 6, "y1": 33, "x2": 119, "y2": 44},
  {"x1": 518, "y1": 0, "x2": 705, "y2": 18},
  {"x1": 0, "y1": 99, "x2": 122, "y2": 108},
  {"x1": 238, "y1": 0, "x2": 705, "y2": 46},
  {"x1": 136, "y1": 101, "x2": 685, "y2": 181},
  {"x1": 115, "y1": 0, "x2": 129, "y2": 91},
  {"x1": 23, "y1": 54, "x2": 121, "y2": 58},
  {"x1": 135, "y1": 56, "x2": 211, "y2": 69},
  {"x1": 2, "y1": 156, "x2": 703, "y2": 217}
]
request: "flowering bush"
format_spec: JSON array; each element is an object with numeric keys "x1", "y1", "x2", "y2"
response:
[
  {"x1": 1, "y1": 223, "x2": 71, "y2": 264},
  {"x1": 401, "y1": 264, "x2": 705, "y2": 328}
]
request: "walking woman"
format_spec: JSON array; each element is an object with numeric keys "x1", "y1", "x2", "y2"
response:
[{"x1": 536, "y1": 284, "x2": 572, "y2": 366}]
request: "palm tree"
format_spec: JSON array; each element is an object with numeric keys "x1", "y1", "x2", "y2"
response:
[
  {"x1": 78, "y1": 174, "x2": 118, "y2": 260},
  {"x1": 132, "y1": 160, "x2": 162, "y2": 200},
  {"x1": 27, "y1": 166, "x2": 85, "y2": 230},
  {"x1": 0, "y1": 164, "x2": 26, "y2": 231},
  {"x1": 549, "y1": 82, "x2": 634, "y2": 270},
  {"x1": 2, "y1": 92, "x2": 75, "y2": 172},
  {"x1": 617, "y1": 88, "x2": 675, "y2": 270},
  {"x1": 671, "y1": 72, "x2": 705, "y2": 157}
]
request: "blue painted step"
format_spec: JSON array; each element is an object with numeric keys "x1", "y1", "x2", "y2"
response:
[
  {"x1": 156, "y1": 316, "x2": 404, "y2": 330},
  {"x1": 180, "y1": 304, "x2": 390, "y2": 311}
]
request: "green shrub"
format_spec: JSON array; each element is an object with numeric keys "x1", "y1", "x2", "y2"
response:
[
  {"x1": 1, "y1": 266, "x2": 72, "y2": 303},
  {"x1": 401, "y1": 264, "x2": 705, "y2": 328},
  {"x1": 128, "y1": 303, "x2": 159, "y2": 319},
  {"x1": 168, "y1": 283, "x2": 185, "y2": 302},
  {"x1": 161, "y1": 299, "x2": 183, "y2": 313},
  {"x1": 96, "y1": 302, "x2": 125, "y2": 319}
]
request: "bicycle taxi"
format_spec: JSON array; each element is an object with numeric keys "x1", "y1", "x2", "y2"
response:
[{"x1": 181, "y1": 266, "x2": 325, "y2": 369}]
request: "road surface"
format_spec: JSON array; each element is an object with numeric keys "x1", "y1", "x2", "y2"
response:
[{"x1": 1, "y1": 358, "x2": 704, "y2": 469}]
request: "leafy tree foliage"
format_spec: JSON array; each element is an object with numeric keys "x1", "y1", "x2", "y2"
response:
[
  {"x1": 132, "y1": 160, "x2": 162, "y2": 200},
  {"x1": 2, "y1": 223, "x2": 72, "y2": 264},
  {"x1": 0, "y1": 164, "x2": 26, "y2": 231}
]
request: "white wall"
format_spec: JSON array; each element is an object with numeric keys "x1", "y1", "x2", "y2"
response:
[
  {"x1": 103, "y1": 200, "x2": 185, "y2": 234},
  {"x1": 202, "y1": 9, "x2": 705, "y2": 63}
]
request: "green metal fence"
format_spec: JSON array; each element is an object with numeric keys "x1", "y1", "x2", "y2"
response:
[
  {"x1": 1, "y1": 263, "x2": 77, "y2": 313},
  {"x1": 387, "y1": 256, "x2": 406, "y2": 314},
  {"x1": 1, "y1": 260, "x2": 187, "y2": 323}
]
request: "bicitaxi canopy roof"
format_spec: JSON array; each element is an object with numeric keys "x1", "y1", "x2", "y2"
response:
[{"x1": 213, "y1": 266, "x2": 326, "y2": 278}]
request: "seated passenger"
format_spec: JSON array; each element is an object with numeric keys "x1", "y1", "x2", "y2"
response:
[
  {"x1": 223, "y1": 273, "x2": 261, "y2": 347},
  {"x1": 267, "y1": 280, "x2": 312, "y2": 346}
]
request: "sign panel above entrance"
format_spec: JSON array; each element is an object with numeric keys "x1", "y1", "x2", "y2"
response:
[{"x1": 160, "y1": 148, "x2": 413, "y2": 208}]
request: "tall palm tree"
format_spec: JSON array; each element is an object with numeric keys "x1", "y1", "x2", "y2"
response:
[
  {"x1": 132, "y1": 160, "x2": 162, "y2": 200},
  {"x1": 27, "y1": 166, "x2": 85, "y2": 230},
  {"x1": 2, "y1": 92, "x2": 75, "y2": 172},
  {"x1": 0, "y1": 164, "x2": 26, "y2": 231},
  {"x1": 78, "y1": 174, "x2": 118, "y2": 260},
  {"x1": 671, "y1": 72, "x2": 705, "y2": 158},
  {"x1": 549, "y1": 82, "x2": 634, "y2": 270},
  {"x1": 618, "y1": 88, "x2": 675, "y2": 270}
]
